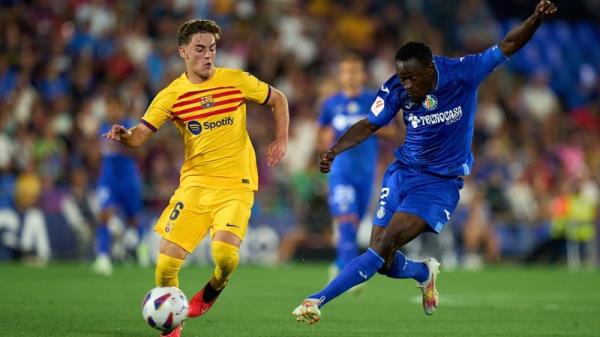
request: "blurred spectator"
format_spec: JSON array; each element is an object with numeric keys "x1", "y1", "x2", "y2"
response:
[
  {"x1": 520, "y1": 68, "x2": 560, "y2": 123},
  {"x1": 462, "y1": 185, "x2": 499, "y2": 270},
  {"x1": 14, "y1": 171, "x2": 50, "y2": 265},
  {"x1": 61, "y1": 167, "x2": 95, "y2": 258}
]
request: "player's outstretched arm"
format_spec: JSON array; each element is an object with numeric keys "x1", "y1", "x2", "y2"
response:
[
  {"x1": 103, "y1": 122, "x2": 154, "y2": 148},
  {"x1": 499, "y1": 0, "x2": 557, "y2": 57},
  {"x1": 264, "y1": 87, "x2": 289, "y2": 167},
  {"x1": 319, "y1": 118, "x2": 379, "y2": 173}
]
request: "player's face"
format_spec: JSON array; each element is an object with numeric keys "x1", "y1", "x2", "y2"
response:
[
  {"x1": 179, "y1": 32, "x2": 216, "y2": 81},
  {"x1": 396, "y1": 58, "x2": 435, "y2": 103},
  {"x1": 106, "y1": 99, "x2": 124, "y2": 122},
  {"x1": 338, "y1": 59, "x2": 366, "y2": 91}
]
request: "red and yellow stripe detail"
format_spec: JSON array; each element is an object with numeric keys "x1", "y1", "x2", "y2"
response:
[{"x1": 172, "y1": 86, "x2": 244, "y2": 121}]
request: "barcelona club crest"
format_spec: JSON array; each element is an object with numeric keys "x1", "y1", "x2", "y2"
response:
[
  {"x1": 199, "y1": 95, "x2": 215, "y2": 109},
  {"x1": 187, "y1": 121, "x2": 202, "y2": 135},
  {"x1": 422, "y1": 94, "x2": 438, "y2": 111}
]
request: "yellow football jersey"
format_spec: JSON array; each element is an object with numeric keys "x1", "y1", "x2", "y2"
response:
[{"x1": 141, "y1": 68, "x2": 271, "y2": 191}]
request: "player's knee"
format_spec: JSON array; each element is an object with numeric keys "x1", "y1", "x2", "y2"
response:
[
  {"x1": 370, "y1": 235, "x2": 396, "y2": 273},
  {"x1": 338, "y1": 222, "x2": 358, "y2": 242},
  {"x1": 99, "y1": 210, "x2": 112, "y2": 224},
  {"x1": 211, "y1": 241, "x2": 240, "y2": 276},
  {"x1": 370, "y1": 235, "x2": 395, "y2": 257},
  {"x1": 155, "y1": 253, "x2": 184, "y2": 287}
]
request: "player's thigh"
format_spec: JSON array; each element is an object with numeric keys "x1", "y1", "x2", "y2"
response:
[
  {"x1": 371, "y1": 211, "x2": 429, "y2": 269},
  {"x1": 372, "y1": 166, "x2": 402, "y2": 229},
  {"x1": 154, "y1": 187, "x2": 211, "y2": 253},
  {"x1": 328, "y1": 180, "x2": 361, "y2": 221},
  {"x1": 96, "y1": 184, "x2": 114, "y2": 211},
  {"x1": 398, "y1": 175, "x2": 462, "y2": 234},
  {"x1": 210, "y1": 189, "x2": 254, "y2": 241},
  {"x1": 355, "y1": 180, "x2": 374, "y2": 220},
  {"x1": 115, "y1": 182, "x2": 143, "y2": 221}
]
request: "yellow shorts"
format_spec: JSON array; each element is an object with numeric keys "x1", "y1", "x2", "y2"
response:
[{"x1": 154, "y1": 186, "x2": 254, "y2": 253}]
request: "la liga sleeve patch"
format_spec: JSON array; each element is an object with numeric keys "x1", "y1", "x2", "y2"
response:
[{"x1": 371, "y1": 96, "x2": 385, "y2": 116}]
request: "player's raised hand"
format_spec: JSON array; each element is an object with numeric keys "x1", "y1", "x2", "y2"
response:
[
  {"x1": 534, "y1": 0, "x2": 557, "y2": 21},
  {"x1": 266, "y1": 138, "x2": 287, "y2": 167},
  {"x1": 103, "y1": 124, "x2": 132, "y2": 142},
  {"x1": 319, "y1": 150, "x2": 335, "y2": 173}
]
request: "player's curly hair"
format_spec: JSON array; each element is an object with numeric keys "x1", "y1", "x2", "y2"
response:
[
  {"x1": 395, "y1": 42, "x2": 432, "y2": 66},
  {"x1": 177, "y1": 19, "x2": 221, "y2": 46}
]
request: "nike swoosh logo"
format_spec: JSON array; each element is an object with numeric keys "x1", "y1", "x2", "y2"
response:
[
  {"x1": 358, "y1": 270, "x2": 368, "y2": 280},
  {"x1": 226, "y1": 223, "x2": 240, "y2": 228},
  {"x1": 381, "y1": 86, "x2": 390, "y2": 94}
]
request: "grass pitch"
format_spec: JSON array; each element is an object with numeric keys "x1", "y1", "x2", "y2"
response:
[{"x1": 1, "y1": 263, "x2": 598, "y2": 336}]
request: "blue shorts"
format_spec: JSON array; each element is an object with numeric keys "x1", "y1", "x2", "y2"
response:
[
  {"x1": 97, "y1": 175, "x2": 142, "y2": 219},
  {"x1": 328, "y1": 175, "x2": 373, "y2": 220},
  {"x1": 373, "y1": 162, "x2": 463, "y2": 233}
]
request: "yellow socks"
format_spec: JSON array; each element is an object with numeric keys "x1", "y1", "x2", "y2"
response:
[
  {"x1": 210, "y1": 241, "x2": 240, "y2": 290},
  {"x1": 155, "y1": 242, "x2": 239, "y2": 291},
  {"x1": 155, "y1": 253, "x2": 184, "y2": 287}
]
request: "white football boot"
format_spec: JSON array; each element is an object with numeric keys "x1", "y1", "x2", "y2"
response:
[
  {"x1": 418, "y1": 258, "x2": 440, "y2": 315},
  {"x1": 292, "y1": 298, "x2": 321, "y2": 324},
  {"x1": 92, "y1": 254, "x2": 113, "y2": 276}
]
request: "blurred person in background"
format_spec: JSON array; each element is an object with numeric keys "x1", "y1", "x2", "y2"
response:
[
  {"x1": 317, "y1": 54, "x2": 399, "y2": 288},
  {"x1": 61, "y1": 167, "x2": 96, "y2": 260},
  {"x1": 13, "y1": 171, "x2": 50, "y2": 265},
  {"x1": 105, "y1": 19, "x2": 289, "y2": 337},
  {"x1": 462, "y1": 185, "x2": 499, "y2": 269},
  {"x1": 94, "y1": 94, "x2": 143, "y2": 276}
]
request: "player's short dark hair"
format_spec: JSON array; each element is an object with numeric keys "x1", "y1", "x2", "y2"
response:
[
  {"x1": 177, "y1": 19, "x2": 221, "y2": 46},
  {"x1": 395, "y1": 42, "x2": 432, "y2": 67},
  {"x1": 339, "y1": 53, "x2": 364, "y2": 65}
]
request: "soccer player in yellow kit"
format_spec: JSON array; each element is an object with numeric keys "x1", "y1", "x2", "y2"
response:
[{"x1": 105, "y1": 19, "x2": 289, "y2": 336}]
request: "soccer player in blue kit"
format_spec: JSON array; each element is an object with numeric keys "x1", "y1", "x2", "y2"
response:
[
  {"x1": 318, "y1": 55, "x2": 380, "y2": 283},
  {"x1": 94, "y1": 95, "x2": 143, "y2": 276},
  {"x1": 293, "y1": 0, "x2": 557, "y2": 323}
]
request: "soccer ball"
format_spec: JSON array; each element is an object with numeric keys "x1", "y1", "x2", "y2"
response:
[{"x1": 142, "y1": 287, "x2": 189, "y2": 332}]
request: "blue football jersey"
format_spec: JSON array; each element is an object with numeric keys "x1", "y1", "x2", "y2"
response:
[
  {"x1": 368, "y1": 45, "x2": 508, "y2": 177},
  {"x1": 98, "y1": 118, "x2": 140, "y2": 181},
  {"x1": 319, "y1": 90, "x2": 379, "y2": 179}
]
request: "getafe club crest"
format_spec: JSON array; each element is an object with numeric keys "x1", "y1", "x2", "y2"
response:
[
  {"x1": 422, "y1": 94, "x2": 438, "y2": 111},
  {"x1": 347, "y1": 101, "x2": 359, "y2": 114},
  {"x1": 376, "y1": 206, "x2": 385, "y2": 219},
  {"x1": 199, "y1": 95, "x2": 215, "y2": 109}
]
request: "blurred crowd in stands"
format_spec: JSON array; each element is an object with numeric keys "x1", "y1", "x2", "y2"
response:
[{"x1": 0, "y1": 0, "x2": 598, "y2": 268}]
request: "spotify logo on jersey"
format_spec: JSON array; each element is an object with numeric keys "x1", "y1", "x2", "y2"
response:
[{"x1": 187, "y1": 121, "x2": 202, "y2": 135}]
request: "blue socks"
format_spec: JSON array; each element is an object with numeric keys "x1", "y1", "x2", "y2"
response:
[
  {"x1": 385, "y1": 250, "x2": 429, "y2": 283},
  {"x1": 335, "y1": 222, "x2": 358, "y2": 269},
  {"x1": 308, "y1": 248, "x2": 384, "y2": 307},
  {"x1": 95, "y1": 224, "x2": 111, "y2": 256}
]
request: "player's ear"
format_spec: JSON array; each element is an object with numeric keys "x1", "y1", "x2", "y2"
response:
[
  {"x1": 426, "y1": 63, "x2": 435, "y2": 76},
  {"x1": 178, "y1": 46, "x2": 187, "y2": 60}
]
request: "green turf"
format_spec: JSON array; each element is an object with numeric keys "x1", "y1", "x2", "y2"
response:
[{"x1": 0, "y1": 263, "x2": 599, "y2": 337}]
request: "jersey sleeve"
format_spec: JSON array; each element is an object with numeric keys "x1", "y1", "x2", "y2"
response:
[
  {"x1": 141, "y1": 88, "x2": 175, "y2": 132},
  {"x1": 238, "y1": 71, "x2": 271, "y2": 104},
  {"x1": 367, "y1": 77, "x2": 402, "y2": 127},
  {"x1": 456, "y1": 45, "x2": 509, "y2": 85}
]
